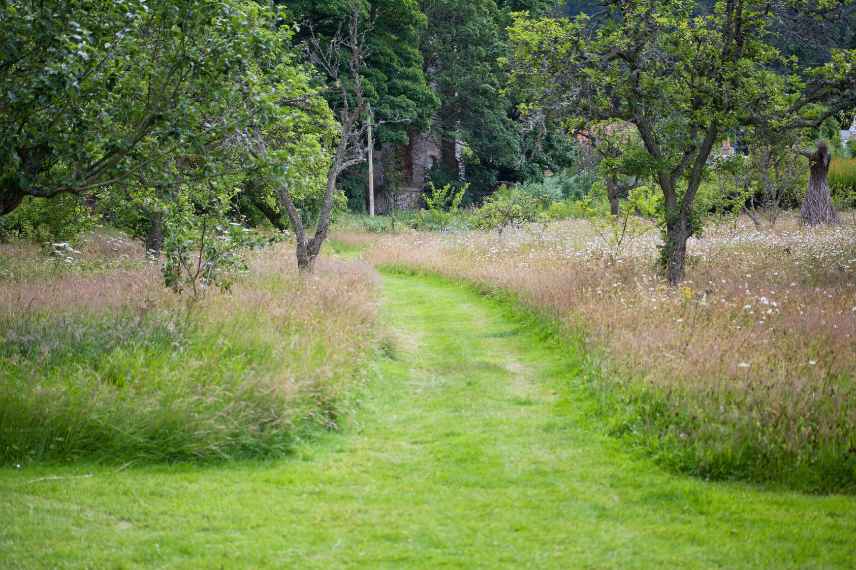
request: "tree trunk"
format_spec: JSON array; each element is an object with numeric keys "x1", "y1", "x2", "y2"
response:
[
  {"x1": 296, "y1": 240, "x2": 317, "y2": 273},
  {"x1": 800, "y1": 142, "x2": 838, "y2": 225},
  {"x1": 606, "y1": 176, "x2": 621, "y2": 216},
  {"x1": 367, "y1": 109, "x2": 375, "y2": 217},
  {"x1": 145, "y1": 210, "x2": 164, "y2": 257},
  {"x1": 662, "y1": 214, "x2": 692, "y2": 286},
  {"x1": 0, "y1": 185, "x2": 25, "y2": 216}
]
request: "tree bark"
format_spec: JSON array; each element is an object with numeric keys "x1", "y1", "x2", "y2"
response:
[
  {"x1": 296, "y1": 240, "x2": 316, "y2": 273},
  {"x1": 440, "y1": 137, "x2": 459, "y2": 179},
  {"x1": 281, "y1": 6, "x2": 368, "y2": 273},
  {"x1": 606, "y1": 176, "x2": 621, "y2": 216},
  {"x1": 367, "y1": 108, "x2": 375, "y2": 217},
  {"x1": 663, "y1": 215, "x2": 692, "y2": 286},
  {"x1": 1, "y1": 184, "x2": 25, "y2": 216},
  {"x1": 800, "y1": 142, "x2": 838, "y2": 225}
]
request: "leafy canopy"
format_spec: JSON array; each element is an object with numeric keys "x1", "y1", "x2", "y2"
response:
[
  {"x1": 507, "y1": 0, "x2": 856, "y2": 281},
  {"x1": 0, "y1": 0, "x2": 335, "y2": 218}
]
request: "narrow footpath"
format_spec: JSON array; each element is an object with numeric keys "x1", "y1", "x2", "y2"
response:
[{"x1": 2, "y1": 273, "x2": 854, "y2": 569}]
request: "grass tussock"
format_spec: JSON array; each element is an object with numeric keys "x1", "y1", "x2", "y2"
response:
[
  {"x1": 362, "y1": 214, "x2": 856, "y2": 492},
  {"x1": 0, "y1": 237, "x2": 378, "y2": 465}
]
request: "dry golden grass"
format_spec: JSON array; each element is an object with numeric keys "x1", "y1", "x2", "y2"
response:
[
  {"x1": 0, "y1": 229, "x2": 166, "y2": 315},
  {"x1": 361, "y1": 213, "x2": 856, "y2": 484}
]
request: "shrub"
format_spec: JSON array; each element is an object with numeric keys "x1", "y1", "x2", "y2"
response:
[
  {"x1": 554, "y1": 169, "x2": 598, "y2": 200},
  {"x1": 412, "y1": 182, "x2": 470, "y2": 231},
  {"x1": 162, "y1": 214, "x2": 265, "y2": 298},
  {"x1": 544, "y1": 199, "x2": 590, "y2": 220},
  {"x1": 473, "y1": 186, "x2": 543, "y2": 232},
  {"x1": 517, "y1": 180, "x2": 564, "y2": 208},
  {"x1": 361, "y1": 215, "x2": 395, "y2": 233},
  {"x1": 0, "y1": 195, "x2": 95, "y2": 244}
]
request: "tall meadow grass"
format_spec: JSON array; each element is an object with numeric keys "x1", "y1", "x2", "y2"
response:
[
  {"x1": 830, "y1": 158, "x2": 856, "y2": 208},
  {"x1": 0, "y1": 236, "x2": 378, "y2": 464}
]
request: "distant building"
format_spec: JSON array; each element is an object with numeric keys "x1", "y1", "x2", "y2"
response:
[{"x1": 373, "y1": 131, "x2": 464, "y2": 214}]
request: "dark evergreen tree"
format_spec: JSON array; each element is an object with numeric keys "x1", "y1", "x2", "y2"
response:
[{"x1": 282, "y1": 0, "x2": 437, "y2": 146}]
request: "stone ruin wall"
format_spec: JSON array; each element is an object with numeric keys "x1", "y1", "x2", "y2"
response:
[{"x1": 374, "y1": 132, "x2": 441, "y2": 214}]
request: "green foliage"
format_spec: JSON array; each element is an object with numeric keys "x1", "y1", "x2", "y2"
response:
[
  {"x1": 543, "y1": 198, "x2": 590, "y2": 220},
  {"x1": 413, "y1": 182, "x2": 469, "y2": 231},
  {"x1": 626, "y1": 185, "x2": 662, "y2": 219},
  {"x1": 517, "y1": 180, "x2": 563, "y2": 207},
  {"x1": 573, "y1": 185, "x2": 659, "y2": 261},
  {"x1": 507, "y1": 1, "x2": 856, "y2": 280},
  {"x1": 420, "y1": 0, "x2": 574, "y2": 195},
  {"x1": 0, "y1": 195, "x2": 94, "y2": 244},
  {"x1": 0, "y1": 304, "x2": 363, "y2": 465},
  {"x1": 2, "y1": 1, "x2": 316, "y2": 205},
  {"x1": 422, "y1": 0, "x2": 516, "y2": 173},
  {"x1": 423, "y1": 182, "x2": 467, "y2": 212},
  {"x1": 698, "y1": 156, "x2": 754, "y2": 222},
  {"x1": 1, "y1": 0, "x2": 336, "y2": 273},
  {"x1": 473, "y1": 185, "x2": 543, "y2": 232},
  {"x1": 555, "y1": 170, "x2": 597, "y2": 200},
  {"x1": 162, "y1": 192, "x2": 265, "y2": 298}
]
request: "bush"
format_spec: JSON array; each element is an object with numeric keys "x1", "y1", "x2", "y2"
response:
[
  {"x1": 544, "y1": 199, "x2": 590, "y2": 220},
  {"x1": 473, "y1": 186, "x2": 543, "y2": 232},
  {"x1": 517, "y1": 180, "x2": 563, "y2": 207},
  {"x1": 830, "y1": 158, "x2": 856, "y2": 208},
  {"x1": 360, "y1": 215, "x2": 395, "y2": 233},
  {"x1": 551, "y1": 169, "x2": 598, "y2": 200},
  {"x1": 412, "y1": 182, "x2": 469, "y2": 231},
  {"x1": 0, "y1": 195, "x2": 95, "y2": 244}
]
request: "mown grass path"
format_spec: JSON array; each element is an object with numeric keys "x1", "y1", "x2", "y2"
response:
[{"x1": 2, "y1": 273, "x2": 855, "y2": 568}]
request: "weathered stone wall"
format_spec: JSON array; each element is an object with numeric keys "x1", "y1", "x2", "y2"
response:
[
  {"x1": 372, "y1": 132, "x2": 442, "y2": 214},
  {"x1": 410, "y1": 133, "x2": 441, "y2": 190}
]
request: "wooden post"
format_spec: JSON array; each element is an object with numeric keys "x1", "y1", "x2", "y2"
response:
[{"x1": 367, "y1": 105, "x2": 375, "y2": 217}]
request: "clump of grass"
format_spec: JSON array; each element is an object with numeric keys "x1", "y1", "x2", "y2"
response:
[
  {"x1": 0, "y1": 237, "x2": 378, "y2": 465},
  {"x1": 830, "y1": 158, "x2": 856, "y2": 208},
  {"x1": 366, "y1": 214, "x2": 856, "y2": 492}
]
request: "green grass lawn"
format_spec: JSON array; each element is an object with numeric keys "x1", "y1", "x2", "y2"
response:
[{"x1": 1, "y1": 273, "x2": 854, "y2": 568}]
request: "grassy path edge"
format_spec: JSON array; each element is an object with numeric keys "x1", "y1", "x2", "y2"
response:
[{"x1": 377, "y1": 263, "x2": 856, "y2": 495}]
